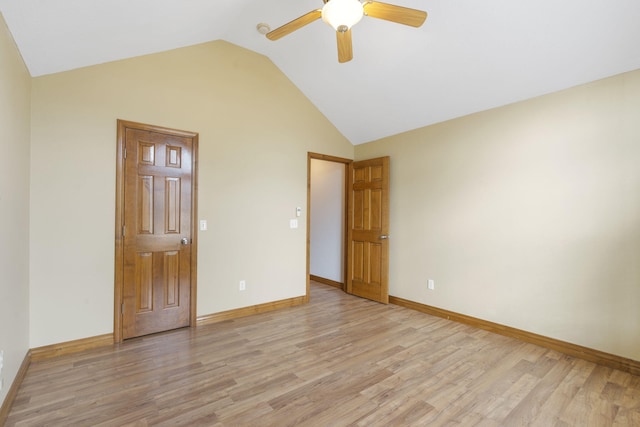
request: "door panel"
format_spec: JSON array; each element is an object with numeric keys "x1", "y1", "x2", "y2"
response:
[
  {"x1": 135, "y1": 252, "x2": 153, "y2": 312},
  {"x1": 118, "y1": 122, "x2": 197, "y2": 340},
  {"x1": 347, "y1": 157, "x2": 390, "y2": 304},
  {"x1": 165, "y1": 177, "x2": 181, "y2": 233},
  {"x1": 138, "y1": 176, "x2": 154, "y2": 233},
  {"x1": 164, "y1": 251, "x2": 180, "y2": 307}
]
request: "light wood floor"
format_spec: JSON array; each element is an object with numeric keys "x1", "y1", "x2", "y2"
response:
[{"x1": 6, "y1": 282, "x2": 640, "y2": 426}]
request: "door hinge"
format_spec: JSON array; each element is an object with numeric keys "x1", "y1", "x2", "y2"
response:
[
  {"x1": 121, "y1": 303, "x2": 125, "y2": 314},
  {"x1": 122, "y1": 224, "x2": 126, "y2": 237},
  {"x1": 123, "y1": 147, "x2": 127, "y2": 159}
]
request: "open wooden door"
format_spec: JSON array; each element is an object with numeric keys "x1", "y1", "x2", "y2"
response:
[{"x1": 347, "y1": 156, "x2": 390, "y2": 304}]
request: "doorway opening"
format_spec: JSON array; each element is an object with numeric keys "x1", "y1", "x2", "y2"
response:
[
  {"x1": 306, "y1": 153, "x2": 351, "y2": 298},
  {"x1": 307, "y1": 153, "x2": 391, "y2": 304}
]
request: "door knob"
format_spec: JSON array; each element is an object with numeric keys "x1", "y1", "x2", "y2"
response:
[
  {"x1": 181, "y1": 237, "x2": 189, "y2": 245},
  {"x1": 379, "y1": 235, "x2": 389, "y2": 240}
]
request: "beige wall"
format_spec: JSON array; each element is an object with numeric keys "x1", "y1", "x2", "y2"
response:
[
  {"x1": 356, "y1": 69, "x2": 640, "y2": 361},
  {"x1": 29, "y1": 41, "x2": 353, "y2": 347},
  {"x1": 0, "y1": 12, "x2": 31, "y2": 405}
]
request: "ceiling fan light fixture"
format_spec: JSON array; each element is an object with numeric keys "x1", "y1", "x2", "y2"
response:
[{"x1": 322, "y1": 0, "x2": 364, "y2": 32}]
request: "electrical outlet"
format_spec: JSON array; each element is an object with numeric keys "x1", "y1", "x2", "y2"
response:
[
  {"x1": 428, "y1": 279, "x2": 435, "y2": 290},
  {"x1": 239, "y1": 280, "x2": 246, "y2": 291}
]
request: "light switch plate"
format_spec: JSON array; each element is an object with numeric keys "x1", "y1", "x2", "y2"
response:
[
  {"x1": 290, "y1": 219, "x2": 298, "y2": 229},
  {"x1": 200, "y1": 220, "x2": 207, "y2": 231}
]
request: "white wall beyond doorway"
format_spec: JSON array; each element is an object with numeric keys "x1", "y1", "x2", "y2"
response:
[{"x1": 310, "y1": 159, "x2": 346, "y2": 283}]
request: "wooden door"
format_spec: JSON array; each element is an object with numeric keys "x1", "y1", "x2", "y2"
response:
[
  {"x1": 347, "y1": 157, "x2": 390, "y2": 304},
  {"x1": 115, "y1": 120, "x2": 198, "y2": 340}
]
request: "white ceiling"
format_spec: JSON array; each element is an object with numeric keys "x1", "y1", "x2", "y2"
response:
[{"x1": 2, "y1": 0, "x2": 640, "y2": 145}]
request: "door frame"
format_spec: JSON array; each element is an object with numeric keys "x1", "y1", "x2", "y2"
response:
[
  {"x1": 306, "y1": 152, "x2": 351, "y2": 299},
  {"x1": 114, "y1": 119, "x2": 199, "y2": 343}
]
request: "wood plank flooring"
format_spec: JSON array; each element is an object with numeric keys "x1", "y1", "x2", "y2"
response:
[{"x1": 6, "y1": 282, "x2": 640, "y2": 426}]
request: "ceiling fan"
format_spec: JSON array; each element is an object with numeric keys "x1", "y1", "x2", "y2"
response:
[{"x1": 266, "y1": 0, "x2": 427, "y2": 63}]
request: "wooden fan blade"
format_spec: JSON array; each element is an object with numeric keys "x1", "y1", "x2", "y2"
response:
[
  {"x1": 266, "y1": 9, "x2": 322, "y2": 40},
  {"x1": 363, "y1": 1, "x2": 427, "y2": 27},
  {"x1": 336, "y1": 29, "x2": 353, "y2": 63}
]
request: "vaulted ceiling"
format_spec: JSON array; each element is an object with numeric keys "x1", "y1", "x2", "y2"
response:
[{"x1": 2, "y1": 0, "x2": 639, "y2": 144}]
